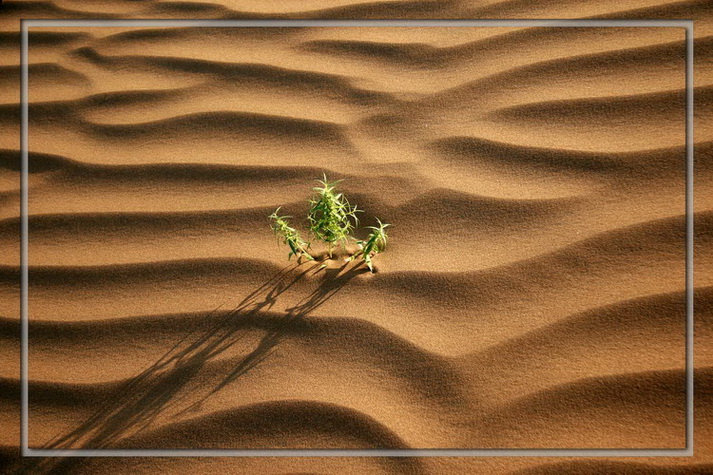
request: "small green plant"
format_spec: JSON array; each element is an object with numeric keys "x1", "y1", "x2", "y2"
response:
[
  {"x1": 269, "y1": 207, "x2": 313, "y2": 261},
  {"x1": 307, "y1": 173, "x2": 360, "y2": 259},
  {"x1": 354, "y1": 219, "x2": 390, "y2": 272},
  {"x1": 269, "y1": 174, "x2": 390, "y2": 270}
]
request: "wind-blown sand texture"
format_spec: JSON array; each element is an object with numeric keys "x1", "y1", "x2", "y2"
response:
[{"x1": 1, "y1": 0, "x2": 712, "y2": 473}]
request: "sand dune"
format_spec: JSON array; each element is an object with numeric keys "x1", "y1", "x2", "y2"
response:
[
  {"x1": 0, "y1": 1, "x2": 709, "y2": 474},
  {"x1": 476, "y1": 367, "x2": 690, "y2": 448}
]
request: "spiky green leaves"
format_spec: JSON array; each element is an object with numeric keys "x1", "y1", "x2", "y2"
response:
[
  {"x1": 307, "y1": 174, "x2": 360, "y2": 258},
  {"x1": 269, "y1": 207, "x2": 313, "y2": 261},
  {"x1": 269, "y1": 174, "x2": 390, "y2": 271},
  {"x1": 356, "y1": 219, "x2": 390, "y2": 272}
]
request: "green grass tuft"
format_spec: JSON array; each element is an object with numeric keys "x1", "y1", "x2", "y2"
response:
[
  {"x1": 269, "y1": 175, "x2": 390, "y2": 270},
  {"x1": 355, "y1": 218, "x2": 390, "y2": 272},
  {"x1": 307, "y1": 173, "x2": 361, "y2": 259},
  {"x1": 269, "y1": 207, "x2": 314, "y2": 261}
]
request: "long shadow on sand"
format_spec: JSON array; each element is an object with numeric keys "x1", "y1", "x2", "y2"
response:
[{"x1": 20, "y1": 259, "x2": 372, "y2": 473}]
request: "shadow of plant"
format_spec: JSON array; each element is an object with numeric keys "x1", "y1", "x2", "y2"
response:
[{"x1": 20, "y1": 259, "x2": 368, "y2": 473}]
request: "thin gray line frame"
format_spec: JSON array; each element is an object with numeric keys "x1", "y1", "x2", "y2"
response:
[{"x1": 20, "y1": 18, "x2": 695, "y2": 458}]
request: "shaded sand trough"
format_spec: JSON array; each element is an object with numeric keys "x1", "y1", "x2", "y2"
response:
[{"x1": 1, "y1": 1, "x2": 712, "y2": 473}]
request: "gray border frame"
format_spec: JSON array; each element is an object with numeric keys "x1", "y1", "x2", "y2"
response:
[{"x1": 20, "y1": 19, "x2": 694, "y2": 458}]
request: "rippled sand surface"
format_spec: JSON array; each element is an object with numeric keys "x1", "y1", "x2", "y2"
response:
[{"x1": 1, "y1": 1, "x2": 711, "y2": 473}]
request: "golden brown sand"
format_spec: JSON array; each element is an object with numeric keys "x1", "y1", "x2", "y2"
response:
[{"x1": 1, "y1": 0, "x2": 711, "y2": 473}]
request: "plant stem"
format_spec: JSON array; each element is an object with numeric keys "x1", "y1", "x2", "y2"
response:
[{"x1": 328, "y1": 242, "x2": 333, "y2": 259}]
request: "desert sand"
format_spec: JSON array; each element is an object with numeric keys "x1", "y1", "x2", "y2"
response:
[{"x1": 0, "y1": 0, "x2": 711, "y2": 474}]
